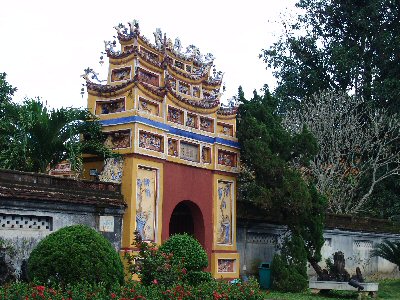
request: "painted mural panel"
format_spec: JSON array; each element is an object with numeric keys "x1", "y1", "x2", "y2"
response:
[
  {"x1": 139, "y1": 131, "x2": 163, "y2": 152},
  {"x1": 217, "y1": 181, "x2": 233, "y2": 245},
  {"x1": 136, "y1": 167, "x2": 157, "y2": 241},
  {"x1": 138, "y1": 97, "x2": 159, "y2": 116},
  {"x1": 111, "y1": 67, "x2": 131, "y2": 82}
]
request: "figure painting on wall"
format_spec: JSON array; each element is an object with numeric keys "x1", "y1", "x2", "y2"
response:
[
  {"x1": 136, "y1": 168, "x2": 157, "y2": 241},
  {"x1": 217, "y1": 181, "x2": 232, "y2": 245}
]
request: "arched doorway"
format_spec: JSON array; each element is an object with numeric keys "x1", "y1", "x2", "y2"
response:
[{"x1": 169, "y1": 200, "x2": 205, "y2": 247}]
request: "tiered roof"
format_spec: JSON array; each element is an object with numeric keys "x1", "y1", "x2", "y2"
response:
[{"x1": 83, "y1": 20, "x2": 236, "y2": 118}]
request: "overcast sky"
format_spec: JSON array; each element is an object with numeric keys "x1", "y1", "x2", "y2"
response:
[{"x1": 0, "y1": 0, "x2": 298, "y2": 109}]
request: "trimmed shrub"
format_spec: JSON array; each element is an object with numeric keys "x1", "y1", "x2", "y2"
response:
[
  {"x1": 158, "y1": 233, "x2": 208, "y2": 271},
  {"x1": 271, "y1": 234, "x2": 308, "y2": 292},
  {"x1": 27, "y1": 224, "x2": 124, "y2": 287}
]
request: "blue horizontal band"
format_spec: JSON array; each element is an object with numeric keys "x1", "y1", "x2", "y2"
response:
[{"x1": 100, "y1": 116, "x2": 240, "y2": 148}]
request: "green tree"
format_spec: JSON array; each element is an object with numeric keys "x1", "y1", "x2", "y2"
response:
[
  {"x1": 237, "y1": 86, "x2": 326, "y2": 277},
  {"x1": 0, "y1": 98, "x2": 114, "y2": 173},
  {"x1": 263, "y1": 0, "x2": 400, "y2": 114},
  {"x1": 371, "y1": 240, "x2": 400, "y2": 270},
  {"x1": 0, "y1": 72, "x2": 16, "y2": 104}
]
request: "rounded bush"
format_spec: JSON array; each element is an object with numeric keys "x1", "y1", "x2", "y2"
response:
[
  {"x1": 28, "y1": 224, "x2": 124, "y2": 286},
  {"x1": 159, "y1": 233, "x2": 208, "y2": 271}
]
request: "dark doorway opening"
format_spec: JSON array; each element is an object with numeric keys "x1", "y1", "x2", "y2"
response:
[{"x1": 169, "y1": 202, "x2": 194, "y2": 236}]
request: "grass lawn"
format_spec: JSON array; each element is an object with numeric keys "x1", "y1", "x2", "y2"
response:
[{"x1": 263, "y1": 279, "x2": 400, "y2": 299}]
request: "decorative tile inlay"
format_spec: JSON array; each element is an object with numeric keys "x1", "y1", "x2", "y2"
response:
[
  {"x1": 111, "y1": 67, "x2": 131, "y2": 82},
  {"x1": 186, "y1": 113, "x2": 197, "y2": 128},
  {"x1": 186, "y1": 65, "x2": 192, "y2": 72},
  {"x1": 168, "y1": 138, "x2": 178, "y2": 156},
  {"x1": 180, "y1": 141, "x2": 199, "y2": 162},
  {"x1": 104, "y1": 130, "x2": 131, "y2": 149},
  {"x1": 139, "y1": 131, "x2": 163, "y2": 152},
  {"x1": 136, "y1": 167, "x2": 157, "y2": 241},
  {"x1": 137, "y1": 68, "x2": 159, "y2": 86},
  {"x1": 218, "y1": 259, "x2": 235, "y2": 273},
  {"x1": 202, "y1": 146, "x2": 211, "y2": 163},
  {"x1": 96, "y1": 98, "x2": 125, "y2": 115},
  {"x1": 200, "y1": 117, "x2": 213, "y2": 132},
  {"x1": 138, "y1": 97, "x2": 159, "y2": 116},
  {"x1": 217, "y1": 181, "x2": 233, "y2": 245},
  {"x1": 168, "y1": 107, "x2": 184, "y2": 124},
  {"x1": 218, "y1": 150, "x2": 236, "y2": 167},
  {"x1": 98, "y1": 157, "x2": 124, "y2": 183}
]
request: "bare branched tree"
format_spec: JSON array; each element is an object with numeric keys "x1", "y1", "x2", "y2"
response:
[{"x1": 283, "y1": 90, "x2": 400, "y2": 214}]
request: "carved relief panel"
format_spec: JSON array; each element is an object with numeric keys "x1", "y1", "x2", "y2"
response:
[
  {"x1": 192, "y1": 86, "x2": 201, "y2": 98},
  {"x1": 200, "y1": 117, "x2": 214, "y2": 132},
  {"x1": 202, "y1": 146, "x2": 211, "y2": 163},
  {"x1": 217, "y1": 259, "x2": 236, "y2": 273},
  {"x1": 137, "y1": 67, "x2": 159, "y2": 87},
  {"x1": 186, "y1": 113, "x2": 197, "y2": 128},
  {"x1": 138, "y1": 97, "x2": 159, "y2": 116},
  {"x1": 136, "y1": 167, "x2": 157, "y2": 241},
  {"x1": 168, "y1": 107, "x2": 184, "y2": 125},
  {"x1": 168, "y1": 138, "x2": 178, "y2": 157},
  {"x1": 104, "y1": 130, "x2": 131, "y2": 149},
  {"x1": 217, "y1": 150, "x2": 237, "y2": 167},
  {"x1": 217, "y1": 181, "x2": 233, "y2": 245},
  {"x1": 139, "y1": 131, "x2": 163, "y2": 152},
  {"x1": 217, "y1": 122, "x2": 233, "y2": 136},
  {"x1": 178, "y1": 81, "x2": 190, "y2": 95},
  {"x1": 111, "y1": 67, "x2": 131, "y2": 82},
  {"x1": 96, "y1": 98, "x2": 125, "y2": 115}
]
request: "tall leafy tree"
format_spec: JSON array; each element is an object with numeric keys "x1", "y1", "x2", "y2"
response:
[
  {"x1": 0, "y1": 98, "x2": 114, "y2": 173},
  {"x1": 237, "y1": 86, "x2": 326, "y2": 277},
  {"x1": 263, "y1": 0, "x2": 400, "y2": 114}
]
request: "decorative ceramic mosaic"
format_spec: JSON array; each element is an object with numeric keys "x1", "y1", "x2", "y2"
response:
[
  {"x1": 186, "y1": 65, "x2": 192, "y2": 72},
  {"x1": 137, "y1": 68, "x2": 159, "y2": 86},
  {"x1": 168, "y1": 139, "x2": 178, "y2": 156},
  {"x1": 217, "y1": 259, "x2": 235, "y2": 273},
  {"x1": 139, "y1": 131, "x2": 163, "y2": 152},
  {"x1": 111, "y1": 67, "x2": 131, "y2": 82},
  {"x1": 202, "y1": 146, "x2": 211, "y2": 163},
  {"x1": 136, "y1": 167, "x2": 157, "y2": 241},
  {"x1": 200, "y1": 117, "x2": 213, "y2": 132},
  {"x1": 192, "y1": 86, "x2": 201, "y2": 98},
  {"x1": 104, "y1": 130, "x2": 131, "y2": 149},
  {"x1": 138, "y1": 97, "x2": 159, "y2": 115},
  {"x1": 186, "y1": 114, "x2": 197, "y2": 128},
  {"x1": 98, "y1": 157, "x2": 124, "y2": 183},
  {"x1": 217, "y1": 181, "x2": 233, "y2": 245},
  {"x1": 217, "y1": 122, "x2": 233, "y2": 136},
  {"x1": 218, "y1": 150, "x2": 236, "y2": 167},
  {"x1": 96, "y1": 98, "x2": 125, "y2": 115},
  {"x1": 168, "y1": 107, "x2": 183, "y2": 124},
  {"x1": 180, "y1": 142, "x2": 199, "y2": 162}
]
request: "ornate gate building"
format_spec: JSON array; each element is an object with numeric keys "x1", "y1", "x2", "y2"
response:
[{"x1": 82, "y1": 21, "x2": 240, "y2": 278}]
